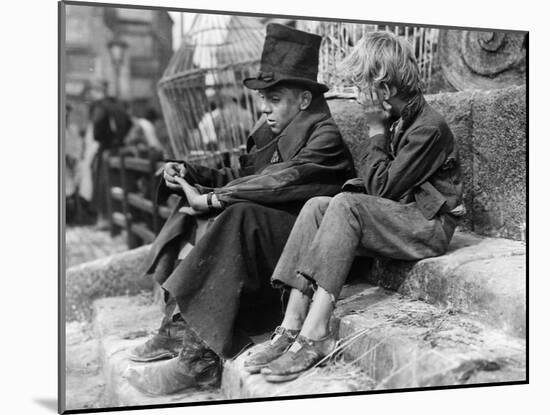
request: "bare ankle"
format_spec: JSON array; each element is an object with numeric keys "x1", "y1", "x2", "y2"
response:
[
  {"x1": 299, "y1": 326, "x2": 330, "y2": 341},
  {"x1": 281, "y1": 315, "x2": 304, "y2": 331}
]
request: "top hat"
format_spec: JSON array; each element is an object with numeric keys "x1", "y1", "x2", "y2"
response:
[{"x1": 243, "y1": 23, "x2": 329, "y2": 93}]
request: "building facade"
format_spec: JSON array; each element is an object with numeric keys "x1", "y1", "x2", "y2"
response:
[{"x1": 64, "y1": 4, "x2": 173, "y2": 130}]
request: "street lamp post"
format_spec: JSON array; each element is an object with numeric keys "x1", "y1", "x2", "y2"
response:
[
  {"x1": 104, "y1": 36, "x2": 129, "y2": 236},
  {"x1": 107, "y1": 36, "x2": 128, "y2": 99}
]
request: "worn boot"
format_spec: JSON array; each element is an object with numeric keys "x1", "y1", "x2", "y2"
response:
[
  {"x1": 124, "y1": 328, "x2": 222, "y2": 395},
  {"x1": 128, "y1": 297, "x2": 187, "y2": 362}
]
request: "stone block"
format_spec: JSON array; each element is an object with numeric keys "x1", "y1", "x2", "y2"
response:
[
  {"x1": 90, "y1": 284, "x2": 525, "y2": 402},
  {"x1": 368, "y1": 231, "x2": 526, "y2": 337},
  {"x1": 426, "y1": 91, "x2": 475, "y2": 230},
  {"x1": 222, "y1": 348, "x2": 374, "y2": 399},
  {"x1": 327, "y1": 98, "x2": 371, "y2": 172},
  {"x1": 471, "y1": 85, "x2": 527, "y2": 240},
  {"x1": 334, "y1": 286, "x2": 526, "y2": 389},
  {"x1": 66, "y1": 245, "x2": 154, "y2": 321}
]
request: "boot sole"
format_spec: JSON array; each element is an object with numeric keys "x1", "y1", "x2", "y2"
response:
[
  {"x1": 127, "y1": 351, "x2": 177, "y2": 363},
  {"x1": 262, "y1": 372, "x2": 301, "y2": 383},
  {"x1": 243, "y1": 364, "x2": 265, "y2": 374}
]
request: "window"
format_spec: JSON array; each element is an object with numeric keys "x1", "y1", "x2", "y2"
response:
[
  {"x1": 123, "y1": 34, "x2": 153, "y2": 57},
  {"x1": 130, "y1": 57, "x2": 158, "y2": 78},
  {"x1": 66, "y1": 52, "x2": 96, "y2": 75}
]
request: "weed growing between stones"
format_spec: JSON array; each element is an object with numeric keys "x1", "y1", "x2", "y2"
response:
[{"x1": 284, "y1": 298, "x2": 509, "y2": 390}]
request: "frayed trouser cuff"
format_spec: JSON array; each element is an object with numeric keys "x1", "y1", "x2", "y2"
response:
[
  {"x1": 296, "y1": 270, "x2": 339, "y2": 305},
  {"x1": 271, "y1": 272, "x2": 315, "y2": 298}
]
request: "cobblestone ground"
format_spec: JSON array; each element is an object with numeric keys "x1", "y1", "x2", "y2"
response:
[{"x1": 65, "y1": 226, "x2": 128, "y2": 268}]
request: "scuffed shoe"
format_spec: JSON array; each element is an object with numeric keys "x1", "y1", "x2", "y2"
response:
[
  {"x1": 243, "y1": 326, "x2": 299, "y2": 374},
  {"x1": 124, "y1": 346, "x2": 222, "y2": 396},
  {"x1": 127, "y1": 333, "x2": 182, "y2": 362},
  {"x1": 261, "y1": 334, "x2": 336, "y2": 383},
  {"x1": 127, "y1": 317, "x2": 191, "y2": 363}
]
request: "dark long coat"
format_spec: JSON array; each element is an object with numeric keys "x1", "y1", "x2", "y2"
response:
[{"x1": 142, "y1": 96, "x2": 355, "y2": 358}]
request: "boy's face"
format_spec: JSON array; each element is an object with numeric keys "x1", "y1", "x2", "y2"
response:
[
  {"x1": 257, "y1": 86, "x2": 305, "y2": 135},
  {"x1": 371, "y1": 85, "x2": 395, "y2": 115},
  {"x1": 357, "y1": 85, "x2": 394, "y2": 117}
]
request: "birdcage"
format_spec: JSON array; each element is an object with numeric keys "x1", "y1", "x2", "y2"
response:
[
  {"x1": 157, "y1": 14, "x2": 265, "y2": 167},
  {"x1": 296, "y1": 21, "x2": 439, "y2": 95}
]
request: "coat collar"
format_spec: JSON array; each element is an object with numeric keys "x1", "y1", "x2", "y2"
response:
[
  {"x1": 389, "y1": 93, "x2": 426, "y2": 152},
  {"x1": 248, "y1": 95, "x2": 332, "y2": 160},
  {"x1": 399, "y1": 93, "x2": 425, "y2": 130}
]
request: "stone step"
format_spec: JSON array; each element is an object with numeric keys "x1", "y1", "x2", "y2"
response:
[
  {"x1": 368, "y1": 231, "x2": 526, "y2": 337},
  {"x1": 222, "y1": 343, "x2": 375, "y2": 399},
  {"x1": 66, "y1": 244, "x2": 154, "y2": 321},
  {"x1": 92, "y1": 295, "x2": 223, "y2": 408},
  {"x1": 221, "y1": 283, "x2": 525, "y2": 398},
  {"x1": 221, "y1": 283, "x2": 377, "y2": 399},
  {"x1": 93, "y1": 295, "x2": 375, "y2": 403},
  {"x1": 333, "y1": 284, "x2": 526, "y2": 389},
  {"x1": 92, "y1": 280, "x2": 525, "y2": 404}
]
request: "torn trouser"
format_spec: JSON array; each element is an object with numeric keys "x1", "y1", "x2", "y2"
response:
[{"x1": 271, "y1": 193, "x2": 457, "y2": 300}]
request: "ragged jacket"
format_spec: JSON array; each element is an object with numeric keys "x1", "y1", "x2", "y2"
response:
[
  {"x1": 179, "y1": 96, "x2": 355, "y2": 205},
  {"x1": 345, "y1": 94, "x2": 463, "y2": 220},
  {"x1": 146, "y1": 95, "x2": 354, "y2": 273}
]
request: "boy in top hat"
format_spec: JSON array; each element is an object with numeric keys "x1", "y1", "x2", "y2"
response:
[
  {"x1": 124, "y1": 23, "x2": 354, "y2": 395},
  {"x1": 243, "y1": 31, "x2": 464, "y2": 382}
]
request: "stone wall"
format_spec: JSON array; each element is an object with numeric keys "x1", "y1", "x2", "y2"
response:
[{"x1": 327, "y1": 85, "x2": 526, "y2": 240}]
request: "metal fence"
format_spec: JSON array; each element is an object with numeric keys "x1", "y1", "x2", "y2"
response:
[{"x1": 297, "y1": 21, "x2": 439, "y2": 94}]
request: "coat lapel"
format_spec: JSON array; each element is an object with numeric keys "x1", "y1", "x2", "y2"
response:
[{"x1": 392, "y1": 94, "x2": 426, "y2": 153}]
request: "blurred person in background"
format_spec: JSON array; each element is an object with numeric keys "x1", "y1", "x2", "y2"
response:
[
  {"x1": 124, "y1": 104, "x2": 164, "y2": 158},
  {"x1": 87, "y1": 81, "x2": 133, "y2": 228}
]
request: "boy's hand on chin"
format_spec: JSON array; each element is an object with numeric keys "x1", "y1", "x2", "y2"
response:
[{"x1": 365, "y1": 108, "x2": 391, "y2": 137}]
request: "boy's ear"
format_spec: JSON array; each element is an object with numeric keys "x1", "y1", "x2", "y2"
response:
[{"x1": 299, "y1": 90, "x2": 313, "y2": 110}]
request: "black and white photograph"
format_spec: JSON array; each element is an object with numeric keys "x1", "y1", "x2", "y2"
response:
[{"x1": 58, "y1": 0, "x2": 528, "y2": 413}]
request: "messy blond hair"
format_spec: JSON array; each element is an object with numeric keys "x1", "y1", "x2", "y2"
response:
[{"x1": 339, "y1": 31, "x2": 421, "y2": 99}]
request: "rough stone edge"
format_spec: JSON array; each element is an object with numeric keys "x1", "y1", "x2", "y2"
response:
[
  {"x1": 221, "y1": 346, "x2": 373, "y2": 399},
  {"x1": 333, "y1": 287, "x2": 526, "y2": 389},
  {"x1": 369, "y1": 231, "x2": 526, "y2": 336},
  {"x1": 66, "y1": 246, "x2": 153, "y2": 321}
]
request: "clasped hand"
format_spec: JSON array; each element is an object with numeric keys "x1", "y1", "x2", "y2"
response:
[
  {"x1": 163, "y1": 162, "x2": 208, "y2": 215},
  {"x1": 163, "y1": 162, "x2": 186, "y2": 189}
]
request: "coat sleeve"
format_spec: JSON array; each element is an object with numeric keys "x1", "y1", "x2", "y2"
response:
[
  {"x1": 156, "y1": 160, "x2": 243, "y2": 203},
  {"x1": 182, "y1": 162, "x2": 241, "y2": 188},
  {"x1": 199, "y1": 125, "x2": 354, "y2": 205},
  {"x1": 360, "y1": 125, "x2": 448, "y2": 201}
]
